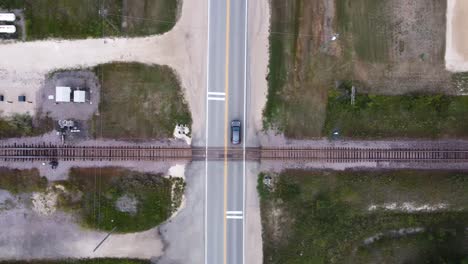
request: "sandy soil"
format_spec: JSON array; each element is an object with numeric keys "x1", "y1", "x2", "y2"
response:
[
  {"x1": 243, "y1": 1, "x2": 270, "y2": 262},
  {"x1": 245, "y1": 162, "x2": 263, "y2": 264},
  {"x1": 0, "y1": 207, "x2": 164, "y2": 260},
  {"x1": 445, "y1": 0, "x2": 468, "y2": 71},
  {"x1": 246, "y1": 0, "x2": 270, "y2": 147},
  {"x1": 0, "y1": 0, "x2": 207, "y2": 143}
]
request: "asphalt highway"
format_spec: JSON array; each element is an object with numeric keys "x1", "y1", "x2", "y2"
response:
[{"x1": 205, "y1": 0, "x2": 248, "y2": 263}]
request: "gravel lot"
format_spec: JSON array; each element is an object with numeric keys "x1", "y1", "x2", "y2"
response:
[{"x1": 39, "y1": 70, "x2": 100, "y2": 121}]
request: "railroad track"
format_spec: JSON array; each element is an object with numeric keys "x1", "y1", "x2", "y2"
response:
[
  {"x1": 1, "y1": 144, "x2": 468, "y2": 162},
  {"x1": 0, "y1": 144, "x2": 192, "y2": 161},
  {"x1": 260, "y1": 148, "x2": 468, "y2": 162}
]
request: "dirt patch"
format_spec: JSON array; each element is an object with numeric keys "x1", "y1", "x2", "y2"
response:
[
  {"x1": 115, "y1": 194, "x2": 138, "y2": 214},
  {"x1": 345, "y1": 0, "x2": 455, "y2": 95}
]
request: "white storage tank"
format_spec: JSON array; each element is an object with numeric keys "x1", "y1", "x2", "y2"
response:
[
  {"x1": 0, "y1": 25, "x2": 16, "y2": 33},
  {"x1": 0, "y1": 13, "x2": 15, "y2": 22}
]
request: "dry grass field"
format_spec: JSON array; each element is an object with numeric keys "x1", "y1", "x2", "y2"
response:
[{"x1": 265, "y1": 0, "x2": 468, "y2": 139}]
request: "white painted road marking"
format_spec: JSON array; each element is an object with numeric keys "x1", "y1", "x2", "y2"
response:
[
  {"x1": 208, "y1": 92, "x2": 226, "y2": 96},
  {"x1": 204, "y1": 0, "x2": 211, "y2": 262},
  {"x1": 242, "y1": 0, "x2": 248, "y2": 264},
  {"x1": 208, "y1": 97, "x2": 225, "y2": 101},
  {"x1": 227, "y1": 210, "x2": 244, "y2": 219},
  {"x1": 226, "y1": 215, "x2": 243, "y2": 219},
  {"x1": 226, "y1": 211, "x2": 243, "y2": 214}
]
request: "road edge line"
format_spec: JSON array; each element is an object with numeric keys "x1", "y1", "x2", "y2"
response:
[
  {"x1": 223, "y1": 0, "x2": 231, "y2": 263},
  {"x1": 204, "y1": 0, "x2": 211, "y2": 263},
  {"x1": 242, "y1": 0, "x2": 249, "y2": 263}
]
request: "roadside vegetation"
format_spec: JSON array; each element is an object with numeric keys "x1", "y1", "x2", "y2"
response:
[
  {"x1": 323, "y1": 82, "x2": 468, "y2": 138},
  {"x1": 0, "y1": 259, "x2": 150, "y2": 264},
  {"x1": 90, "y1": 63, "x2": 192, "y2": 140},
  {"x1": 0, "y1": 167, "x2": 46, "y2": 194},
  {"x1": 0, "y1": 167, "x2": 184, "y2": 233},
  {"x1": 58, "y1": 167, "x2": 184, "y2": 233},
  {"x1": 264, "y1": 0, "x2": 467, "y2": 139},
  {"x1": 0, "y1": 0, "x2": 179, "y2": 40},
  {"x1": 259, "y1": 170, "x2": 468, "y2": 263},
  {"x1": 264, "y1": 0, "x2": 344, "y2": 137},
  {"x1": 0, "y1": 114, "x2": 53, "y2": 139}
]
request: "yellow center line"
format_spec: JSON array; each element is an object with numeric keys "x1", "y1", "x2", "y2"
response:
[{"x1": 223, "y1": 0, "x2": 231, "y2": 263}]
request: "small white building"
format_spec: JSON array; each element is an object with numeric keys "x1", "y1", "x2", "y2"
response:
[
  {"x1": 55, "y1": 86, "x2": 71, "y2": 102},
  {"x1": 73, "y1": 90, "x2": 86, "y2": 103},
  {"x1": 0, "y1": 25, "x2": 16, "y2": 34},
  {"x1": 0, "y1": 13, "x2": 15, "y2": 22}
]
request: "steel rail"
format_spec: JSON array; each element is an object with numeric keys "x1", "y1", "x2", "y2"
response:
[{"x1": 0, "y1": 145, "x2": 468, "y2": 162}]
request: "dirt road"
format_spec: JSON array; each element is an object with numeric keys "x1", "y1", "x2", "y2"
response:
[{"x1": 446, "y1": 0, "x2": 468, "y2": 71}]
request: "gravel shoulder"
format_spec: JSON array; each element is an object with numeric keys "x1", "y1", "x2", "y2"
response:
[
  {"x1": 246, "y1": 0, "x2": 270, "y2": 147},
  {"x1": 245, "y1": 162, "x2": 263, "y2": 264},
  {"x1": 155, "y1": 161, "x2": 204, "y2": 264}
]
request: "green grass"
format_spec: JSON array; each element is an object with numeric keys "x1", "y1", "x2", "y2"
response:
[
  {"x1": 0, "y1": 114, "x2": 54, "y2": 139},
  {"x1": 0, "y1": 0, "x2": 178, "y2": 40},
  {"x1": 122, "y1": 0, "x2": 179, "y2": 37},
  {"x1": 263, "y1": 0, "x2": 299, "y2": 132},
  {"x1": 0, "y1": 167, "x2": 47, "y2": 194},
  {"x1": 323, "y1": 86, "x2": 468, "y2": 138},
  {"x1": 59, "y1": 167, "x2": 181, "y2": 233},
  {"x1": 0, "y1": 259, "x2": 150, "y2": 264},
  {"x1": 260, "y1": 170, "x2": 468, "y2": 263},
  {"x1": 354, "y1": 231, "x2": 468, "y2": 264},
  {"x1": 90, "y1": 63, "x2": 191, "y2": 140}
]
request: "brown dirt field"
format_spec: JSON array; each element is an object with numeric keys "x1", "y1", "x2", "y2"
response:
[{"x1": 352, "y1": 0, "x2": 455, "y2": 95}]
